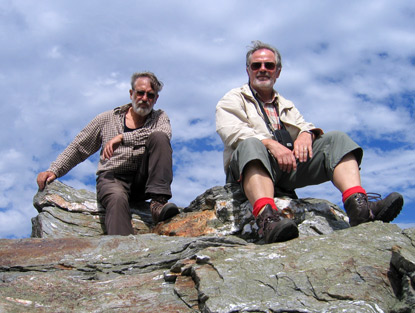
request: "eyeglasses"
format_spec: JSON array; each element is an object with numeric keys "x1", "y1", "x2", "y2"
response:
[
  {"x1": 250, "y1": 62, "x2": 277, "y2": 71},
  {"x1": 133, "y1": 89, "x2": 156, "y2": 100}
]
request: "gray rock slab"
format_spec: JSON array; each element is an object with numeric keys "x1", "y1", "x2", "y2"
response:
[
  {"x1": 190, "y1": 223, "x2": 415, "y2": 312},
  {"x1": 0, "y1": 235, "x2": 245, "y2": 312},
  {"x1": 1, "y1": 224, "x2": 414, "y2": 312}
]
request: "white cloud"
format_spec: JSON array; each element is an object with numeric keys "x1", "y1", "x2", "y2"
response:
[
  {"x1": 172, "y1": 147, "x2": 225, "y2": 207},
  {"x1": 47, "y1": 45, "x2": 62, "y2": 59},
  {"x1": 397, "y1": 223, "x2": 415, "y2": 230},
  {"x1": 0, "y1": 0, "x2": 414, "y2": 238},
  {"x1": 360, "y1": 148, "x2": 415, "y2": 199}
]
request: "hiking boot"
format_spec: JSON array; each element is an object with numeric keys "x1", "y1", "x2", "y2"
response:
[
  {"x1": 368, "y1": 192, "x2": 404, "y2": 223},
  {"x1": 256, "y1": 204, "x2": 299, "y2": 243},
  {"x1": 344, "y1": 192, "x2": 403, "y2": 226},
  {"x1": 150, "y1": 195, "x2": 180, "y2": 224}
]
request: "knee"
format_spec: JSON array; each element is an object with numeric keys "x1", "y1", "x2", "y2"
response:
[
  {"x1": 320, "y1": 131, "x2": 363, "y2": 165},
  {"x1": 238, "y1": 137, "x2": 266, "y2": 152},
  {"x1": 325, "y1": 130, "x2": 349, "y2": 140},
  {"x1": 148, "y1": 131, "x2": 169, "y2": 142},
  {"x1": 237, "y1": 138, "x2": 269, "y2": 161},
  {"x1": 232, "y1": 137, "x2": 272, "y2": 171},
  {"x1": 147, "y1": 131, "x2": 170, "y2": 148}
]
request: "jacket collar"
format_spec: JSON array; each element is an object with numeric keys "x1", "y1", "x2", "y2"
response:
[
  {"x1": 241, "y1": 83, "x2": 278, "y2": 103},
  {"x1": 114, "y1": 103, "x2": 132, "y2": 115},
  {"x1": 241, "y1": 84, "x2": 294, "y2": 110}
]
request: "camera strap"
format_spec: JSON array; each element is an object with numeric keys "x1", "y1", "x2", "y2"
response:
[{"x1": 248, "y1": 85, "x2": 285, "y2": 134}]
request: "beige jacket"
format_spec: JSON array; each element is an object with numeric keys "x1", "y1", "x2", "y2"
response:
[{"x1": 216, "y1": 84, "x2": 323, "y2": 171}]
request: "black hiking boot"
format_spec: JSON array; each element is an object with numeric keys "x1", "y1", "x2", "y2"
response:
[
  {"x1": 344, "y1": 192, "x2": 403, "y2": 226},
  {"x1": 150, "y1": 195, "x2": 180, "y2": 225},
  {"x1": 256, "y1": 204, "x2": 299, "y2": 243}
]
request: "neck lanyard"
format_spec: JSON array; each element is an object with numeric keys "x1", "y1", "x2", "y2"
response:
[{"x1": 249, "y1": 85, "x2": 285, "y2": 133}]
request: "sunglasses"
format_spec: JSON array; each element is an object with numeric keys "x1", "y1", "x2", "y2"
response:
[
  {"x1": 133, "y1": 89, "x2": 156, "y2": 100},
  {"x1": 250, "y1": 62, "x2": 277, "y2": 71}
]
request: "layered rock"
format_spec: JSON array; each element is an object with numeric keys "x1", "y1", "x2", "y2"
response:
[
  {"x1": 0, "y1": 181, "x2": 412, "y2": 312},
  {"x1": 1, "y1": 224, "x2": 414, "y2": 312},
  {"x1": 32, "y1": 181, "x2": 349, "y2": 241},
  {"x1": 32, "y1": 181, "x2": 153, "y2": 238}
]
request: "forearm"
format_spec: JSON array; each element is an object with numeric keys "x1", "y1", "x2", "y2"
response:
[
  {"x1": 47, "y1": 143, "x2": 92, "y2": 177},
  {"x1": 47, "y1": 121, "x2": 102, "y2": 177}
]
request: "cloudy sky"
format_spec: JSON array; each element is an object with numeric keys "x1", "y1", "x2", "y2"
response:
[{"x1": 1, "y1": 0, "x2": 414, "y2": 238}]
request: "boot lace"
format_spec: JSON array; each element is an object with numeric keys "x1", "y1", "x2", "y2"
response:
[{"x1": 367, "y1": 193, "x2": 382, "y2": 202}]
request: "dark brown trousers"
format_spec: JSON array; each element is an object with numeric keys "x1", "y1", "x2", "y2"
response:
[{"x1": 96, "y1": 132, "x2": 173, "y2": 235}]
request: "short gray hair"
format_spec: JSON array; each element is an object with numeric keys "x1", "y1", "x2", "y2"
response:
[
  {"x1": 246, "y1": 40, "x2": 282, "y2": 70},
  {"x1": 131, "y1": 71, "x2": 164, "y2": 94}
]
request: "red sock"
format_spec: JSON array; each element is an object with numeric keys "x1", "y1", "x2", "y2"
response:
[
  {"x1": 253, "y1": 197, "x2": 277, "y2": 217},
  {"x1": 342, "y1": 186, "x2": 366, "y2": 203}
]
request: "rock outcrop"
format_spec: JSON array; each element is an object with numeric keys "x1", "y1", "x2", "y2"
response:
[
  {"x1": 32, "y1": 181, "x2": 349, "y2": 241},
  {"x1": 1, "y1": 225, "x2": 415, "y2": 312},
  {"x1": 0, "y1": 181, "x2": 413, "y2": 312}
]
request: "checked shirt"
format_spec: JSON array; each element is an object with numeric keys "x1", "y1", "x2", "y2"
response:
[{"x1": 47, "y1": 103, "x2": 172, "y2": 178}]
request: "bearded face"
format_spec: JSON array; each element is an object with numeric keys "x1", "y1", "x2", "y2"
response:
[
  {"x1": 129, "y1": 77, "x2": 158, "y2": 117},
  {"x1": 132, "y1": 99, "x2": 154, "y2": 117},
  {"x1": 247, "y1": 49, "x2": 280, "y2": 93}
]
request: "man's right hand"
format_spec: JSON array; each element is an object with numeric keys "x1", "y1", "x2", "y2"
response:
[
  {"x1": 102, "y1": 134, "x2": 123, "y2": 160},
  {"x1": 36, "y1": 171, "x2": 57, "y2": 190},
  {"x1": 262, "y1": 138, "x2": 297, "y2": 173}
]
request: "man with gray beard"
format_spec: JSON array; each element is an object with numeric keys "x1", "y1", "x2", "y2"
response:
[
  {"x1": 216, "y1": 41, "x2": 403, "y2": 244},
  {"x1": 37, "y1": 72, "x2": 179, "y2": 235}
]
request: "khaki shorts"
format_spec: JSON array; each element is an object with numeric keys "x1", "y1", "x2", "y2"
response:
[{"x1": 226, "y1": 131, "x2": 363, "y2": 196}]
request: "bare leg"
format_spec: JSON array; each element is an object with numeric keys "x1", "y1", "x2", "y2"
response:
[
  {"x1": 332, "y1": 152, "x2": 361, "y2": 193},
  {"x1": 243, "y1": 160, "x2": 274, "y2": 206}
]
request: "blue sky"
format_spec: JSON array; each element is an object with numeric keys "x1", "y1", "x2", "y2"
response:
[{"x1": 1, "y1": 0, "x2": 414, "y2": 238}]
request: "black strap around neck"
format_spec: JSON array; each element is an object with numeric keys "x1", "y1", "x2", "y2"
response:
[{"x1": 249, "y1": 85, "x2": 285, "y2": 133}]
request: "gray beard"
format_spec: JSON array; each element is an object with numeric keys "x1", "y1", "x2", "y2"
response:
[
  {"x1": 132, "y1": 101, "x2": 153, "y2": 117},
  {"x1": 252, "y1": 77, "x2": 275, "y2": 90}
]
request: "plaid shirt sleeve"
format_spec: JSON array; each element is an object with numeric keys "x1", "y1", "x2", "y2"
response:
[
  {"x1": 48, "y1": 105, "x2": 172, "y2": 177},
  {"x1": 47, "y1": 113, "x2": 105, "y2": 177}
]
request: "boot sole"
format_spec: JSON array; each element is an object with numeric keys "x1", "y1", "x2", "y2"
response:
[
  {"x1": 266, "y1": 219, "x2": 299, "y2": 243},
  {"x1": 159, "y1": 203, "x2": 180, "y2": 222},
  {"x1": 375, "y1": 192, "x2": 404, "y2": 223}
]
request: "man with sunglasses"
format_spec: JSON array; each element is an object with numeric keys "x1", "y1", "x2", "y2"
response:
[
  {"x1": 37, "y1": 71, "x2": 179, "y2": 235},
  {"x1": 216, "y1": 41, "x2": 403, "y2": 244}
]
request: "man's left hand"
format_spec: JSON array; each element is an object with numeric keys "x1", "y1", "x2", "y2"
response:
[
  {"x1": 293, "y1": 131, "x2": 314, "y2": 162},
  {"x1": 103, "y1": 134, "x2": 123, "y2": 160}
]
